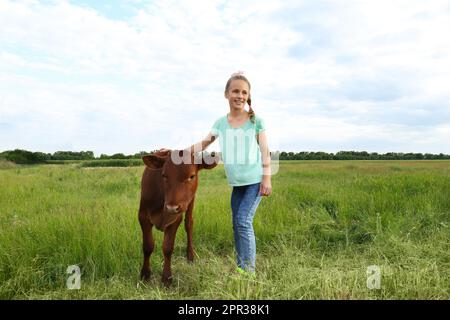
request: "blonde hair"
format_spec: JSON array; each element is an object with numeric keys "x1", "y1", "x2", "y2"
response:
[{"x1": 225, "y1": 73, "x2": 255, "y2": 123}]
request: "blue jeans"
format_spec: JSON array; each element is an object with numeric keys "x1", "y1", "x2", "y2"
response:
[{"x1": 231, "y1": 182, "x2": 262, "y2": 272}]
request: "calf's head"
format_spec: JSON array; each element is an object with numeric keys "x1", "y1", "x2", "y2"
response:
[{"x1": 143, "y1": 149, "x2": 218, "y2": 214}]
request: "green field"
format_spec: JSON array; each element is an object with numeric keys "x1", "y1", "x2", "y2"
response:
[{"x1": 0, "y1": 160, "x2": 449, "y2": 299}]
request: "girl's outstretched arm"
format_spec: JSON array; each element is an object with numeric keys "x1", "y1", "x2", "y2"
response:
[
  {"x1": 156, "y1": 133, "x2": 216, "y2": 154},
  {"x1": 258, "y1": 131, "x2": 272, "y2": 196},
  {"x1": 185, "y1": 132, "x2": 216, "y2": 154}
]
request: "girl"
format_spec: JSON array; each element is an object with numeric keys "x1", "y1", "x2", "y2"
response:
[{"x1": 188, "y1": 72, "x2": 272, "y2": 274}]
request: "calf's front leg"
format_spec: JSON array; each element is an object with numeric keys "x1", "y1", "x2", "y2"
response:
[
  {"x1": 139, "y1": 210, "x2": 154, "y2": 282},
  {"x1": 162, "y1": 216, "x2": 182, "y2": 286},
  {"x1": 185, "y1": 198, "x2": 195, "y2": 262}
]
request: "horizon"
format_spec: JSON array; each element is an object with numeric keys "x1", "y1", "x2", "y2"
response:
[
  {"x1": 1, "y1": 0, "x2": 449, "y2": 155},
  {"x1": 2, "y1": 148, "x2": 450, "y2": 160}
]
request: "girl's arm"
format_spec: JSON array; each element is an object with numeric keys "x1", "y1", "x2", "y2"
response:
[
  {"x1": 185, "y1": 132, "x2": 216, "y2": 153},
  {"x1": 258, "y1": 131, "x2": 272, "y2": 196},
  {"x1": 156, "y1": 133, "x2": 216, "y2": 154}
]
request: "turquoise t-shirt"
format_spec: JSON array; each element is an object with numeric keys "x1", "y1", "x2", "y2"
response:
[{"x1": 211, "y1": 114, "x2": 266, "y2": 187}]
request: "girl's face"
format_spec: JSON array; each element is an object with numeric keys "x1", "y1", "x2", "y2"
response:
[{"x1": 225, "y1": 79, "x2": 250, "y2": 111}]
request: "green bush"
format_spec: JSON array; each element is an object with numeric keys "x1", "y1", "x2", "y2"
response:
[{"x1": 0, "y1": 149, "x2": 50, "y2": 164}]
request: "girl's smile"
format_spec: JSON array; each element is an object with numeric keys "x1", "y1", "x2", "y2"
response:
[{"x1": 225, "y1": 79, "x2": 249, "y2": 111}]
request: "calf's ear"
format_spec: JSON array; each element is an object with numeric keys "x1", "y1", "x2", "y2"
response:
[
  {"x1": 142, "y1": 152, "x2": 169, "y2": 169},
  {"x1": 198, "y1": 152, "x2": 219, "y2": 170},
  {"x1": 153, "y1": 149, "x2": 171, "y2": 157}
]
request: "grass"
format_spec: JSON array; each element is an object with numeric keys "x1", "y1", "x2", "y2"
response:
[
  {"x1": 44, "y1": 159, "x2": 143, "y2": 167},
  {"x1": 0, "y1": 159, "x2": 16, "y2": 170},
  {"x1": 0, "y1": 160, "x2": 449, "y2": 299},
  {"x1": 78, "y1": 159, "x2": 143, "y2": 167}
]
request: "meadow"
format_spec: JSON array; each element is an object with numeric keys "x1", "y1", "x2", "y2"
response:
[{"x1": 0, "y1": 160, "x2": 449, "y2": 299}]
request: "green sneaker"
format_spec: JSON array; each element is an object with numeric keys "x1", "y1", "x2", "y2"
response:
[{"x1": 236, "y1": 267, "x2": 256, "y2": 279}]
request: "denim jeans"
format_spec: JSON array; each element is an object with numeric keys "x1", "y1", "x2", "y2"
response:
[{"x1": 231, "y1": 182, "x2": 262, "y2": 272}]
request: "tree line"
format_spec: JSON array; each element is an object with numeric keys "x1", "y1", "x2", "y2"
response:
[
  {"x1": 1, "y1": 149, "x2": 449, "y2": 164},
  {"x1": 274, "y1": 151, "x2": 450, "y2": 160},
  {"x1": 0, "y1": 149, "x2": 148, "y2": 164}
]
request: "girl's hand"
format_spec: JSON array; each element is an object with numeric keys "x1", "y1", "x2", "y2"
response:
[{"x1": 259, "y1": 176, "x2": 272, "y2": 197}]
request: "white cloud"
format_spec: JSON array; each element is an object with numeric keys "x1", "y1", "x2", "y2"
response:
[{"x1": 0, "y1": 0, "x2": 449, "y2": 155}]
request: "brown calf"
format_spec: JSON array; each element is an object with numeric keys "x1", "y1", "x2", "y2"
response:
[{"x1": 138, "y1": 149, "x2": 218, "y2": 286}]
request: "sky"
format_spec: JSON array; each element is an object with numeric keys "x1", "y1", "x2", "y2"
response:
[{"x1": 1, "y1": 0, "x2": 449, "y2": 156}]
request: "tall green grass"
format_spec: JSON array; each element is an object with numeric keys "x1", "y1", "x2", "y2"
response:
[
  {"x1": 0, "y1": 161, "x2": 448, "y2": 299},
  {"x1": 0, "y1": 159, "x2": 16, "y2": 170},
  {"x1": 79, "y1": 159, "x2": 143, "y2": 167}
]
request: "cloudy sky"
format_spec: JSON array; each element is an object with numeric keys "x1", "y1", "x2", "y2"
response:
[{"x1": 1, "y1": 0, "x2": 449, "y2": 156}]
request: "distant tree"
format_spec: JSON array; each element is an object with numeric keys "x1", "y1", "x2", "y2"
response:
[
  {"x1": 133, "y1": 151, "x2": 148, "y2": 159},
  {"x1": 52, "y1": 151, "x2": 94, "y2": 160},
  {"x1": 0, "y1": 149, "x2": 45, "y2": 164},
  {"x1": 111, "y1": 153, "x2": 127, "y2": 159}
]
